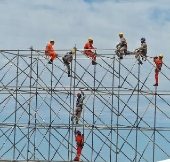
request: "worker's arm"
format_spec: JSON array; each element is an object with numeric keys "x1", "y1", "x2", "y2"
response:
[{"x1": 153, "y1": 56, "x2": 158, "y2": 62}]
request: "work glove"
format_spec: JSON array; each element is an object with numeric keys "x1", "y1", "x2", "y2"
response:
[{"x1": 135, "y1": 49, "x2": 139, "y2": 52}]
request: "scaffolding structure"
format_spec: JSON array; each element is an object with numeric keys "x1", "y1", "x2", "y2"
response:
[{"x1": 0, "y1": 48, "x2": 170, "y2": 162}]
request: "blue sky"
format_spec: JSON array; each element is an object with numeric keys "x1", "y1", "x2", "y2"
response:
[
  {"x1": 0, "y1": 0, "x2": 169, "y2": 56},
  {"x1": 0, "y1": 0, "x2": 170, "y2": 161}
]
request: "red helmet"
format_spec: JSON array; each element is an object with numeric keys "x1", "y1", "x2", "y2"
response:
[{"x1": 77, "y1": 93, "x2": 81, "y2": 98}]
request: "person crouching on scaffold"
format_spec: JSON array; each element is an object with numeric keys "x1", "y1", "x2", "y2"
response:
[
  {"x1": 115, "y1": 32, "x2": 128, "y2": 59},
  {"x1": 133, "y1": 37, "x2": 147, "y2": 65},
  {"x1": 84, "y1": 37, "x2": 97, "y2": 65},
  {"x1": 45, "y1": 39, "x2": 58, "y2": 64}
]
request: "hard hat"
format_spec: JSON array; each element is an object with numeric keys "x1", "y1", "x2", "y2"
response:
[
  {"x1": 159, "y1": 54, "x2": 163, "y2": 58},
  {"x1": 77, "y1": 93, "x2": 81, "y2": 98},
  {"x1": 71, "y1": 49, "x2": 76, "y2": 55},
  {"x1": 76, "y1": 130, "x2": 81, "y2": 135},
  {"x1": 141, "y1": 37, "x2": 146, "y2": 42},
  {"x1": 119, "y1": 32, "x2": 123, "y2": 36},
  {"x1": 88, "y1": 37, "x2": 93, "y2": 41},
  {"x1": 50, "y1": 39, "x2": 55, "y2": 42}
]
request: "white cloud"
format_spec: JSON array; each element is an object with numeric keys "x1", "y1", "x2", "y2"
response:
[{"x1": 0, "y1": 0, "x2": 169, "y2": 53}]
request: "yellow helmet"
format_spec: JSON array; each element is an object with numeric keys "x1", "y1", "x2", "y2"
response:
[
  {"x1": 88, "y1": 37, "x2": 93, "y2": 41},
  {"x1": 50, "y1": 39, "x2": 55, "y2": 42},
  {"x1": 119, "y1": 32, "x2": 123, "y2": 36},
  {"x1": 71, "y1": 49, "x2": 76, "y2": 55},
  {"x1": 159, "y1": 54, "x2": 163, "y2": 58}
]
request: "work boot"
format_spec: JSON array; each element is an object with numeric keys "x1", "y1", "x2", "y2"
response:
[
  {"x1": 71, "y1": 116, "x2": 74, "y2": 121},
  {"x1": 142, "y1": 55, "x2": 147, "y2": 61},
  {"x1": 92, "y1": 61, "x2": 97, "y2": 65},
  {"x1": 153, "y1": 83, "x2": 158, "y2": 86},
  {"x1": 68, "y1": 72, "x2": 71, "y2": 77},
  {"x1": 138, "y1": 60, "x2": 143, "y2": 65},
  {"x1": 75, "y1": 116, "x2": 79, "y2": 124},
  {"x1": 48, "y1": 59, "x2": 53, "y2": 64}
]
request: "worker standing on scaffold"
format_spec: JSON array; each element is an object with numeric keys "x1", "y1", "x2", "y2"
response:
[
  {"x1": 153, "y1": 54, "x2": 163, "y2": 86},
  {"x1": 134, "y1": 38, "x2": 147, "y2": 65},
  {"x1": 45, "y1": 39, "x2": 58, "y2": 64},
  {"x1": 115, "y1": 32, "x2": 128, "y2": 59},
  {"x1": 73, "y1": 130, "x2": 84, "y2": 161},
  {"x1": 62, "y1": 48, "x2": 76, "y2": 77},
  {"x1": 84, "y1": 37, "x2": 97, "y2": 65},
  {"x1": 71, "y1": 91, "x2": 86, "y2": 124}
]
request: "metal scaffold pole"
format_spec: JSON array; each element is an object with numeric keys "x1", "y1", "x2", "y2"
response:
[{"x1": 0, "y1": 49, "x2": 170, "y2": 162}]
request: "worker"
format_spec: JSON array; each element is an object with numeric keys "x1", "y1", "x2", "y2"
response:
[
  {"x1": 73, "y1": 130, "x2": 84, "y2": 161},
  {"x1": 62, "y1": 48, "x2": 76, "y2": 77},
  {"x1": 71, "y1": 91, "x2": 86, "y2": 124},
  {"x1": 134, "y1": 37, "x2": 147, "y2": 65},
  {"x1": 84, "y1": 37, "x2": 97, "y2": 65},
  {"x1": 153, "y1": 54, "x2": 163, "y2": 86},
  {"x1": 115, "y1": 32, "x2": 127, "y2": 59},
  {"x1": 45, "y1": 39, "x2": 58, "y2": 64}
]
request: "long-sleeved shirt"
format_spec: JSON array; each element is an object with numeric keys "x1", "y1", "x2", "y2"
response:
[
  {"x1": 76, "y1": 134, "x2": 84, "y2": 147},
  {"x1": 45, "y1": 43, "x2": 55, "y2": 55},
  {"x1": 62, "y1": 52, "x2": 73, "y2": 63},
  {"x1": 137, "y1": 42, "x2": 147, "y2": 55},
  {"x1": 117, "y1": 37, "x2": 127, "y2": 48},
  {"x1": 154, "y1": 58, "x2": 162, "y2": 70},
  {"x1": 76, "y1": 94, "x2": 86, "y2": 108},
  {"x1": 84, "y1": 42, "x2": 95, "y2": 50}
]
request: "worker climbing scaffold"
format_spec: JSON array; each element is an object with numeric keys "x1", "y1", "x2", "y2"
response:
[
  {"x1": 133, "y1": 37, "x2": 147, "y2": 65},
  {"x1": 73, "y1": 130, "x2": 84, "y2": 161},
  {"x1": 45, "y1": 39, "x2": 58, "y2": 64},
  {"x1": 84, "y1": 37, "x2": 97, "y2": 65},
  {"x1": 71, "y1": 91, "x2": 86, "y2": 124},
  {"x1": 62, "y1": 48, "x2": 76, "y2": 77},
  {"x1": 115, "y1": 32, "x2": 128, "y2": 59},
  {"x1": 153, "y1": 54, "x2": 163, "y2": 86}
]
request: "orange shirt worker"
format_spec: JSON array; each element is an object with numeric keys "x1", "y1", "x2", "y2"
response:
[
  {"x1": 84, "y1": 37, "x2": 97, "y2": 65},
  {"x1": 45, "y1": 39, "x2": 58, "y2": 64},
  {"x1": 153, "y1": 54, "x2": 163, "y2": 86},
  {"x1": 74, "y1": 130, "x2": 84, "y2": 161}
]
